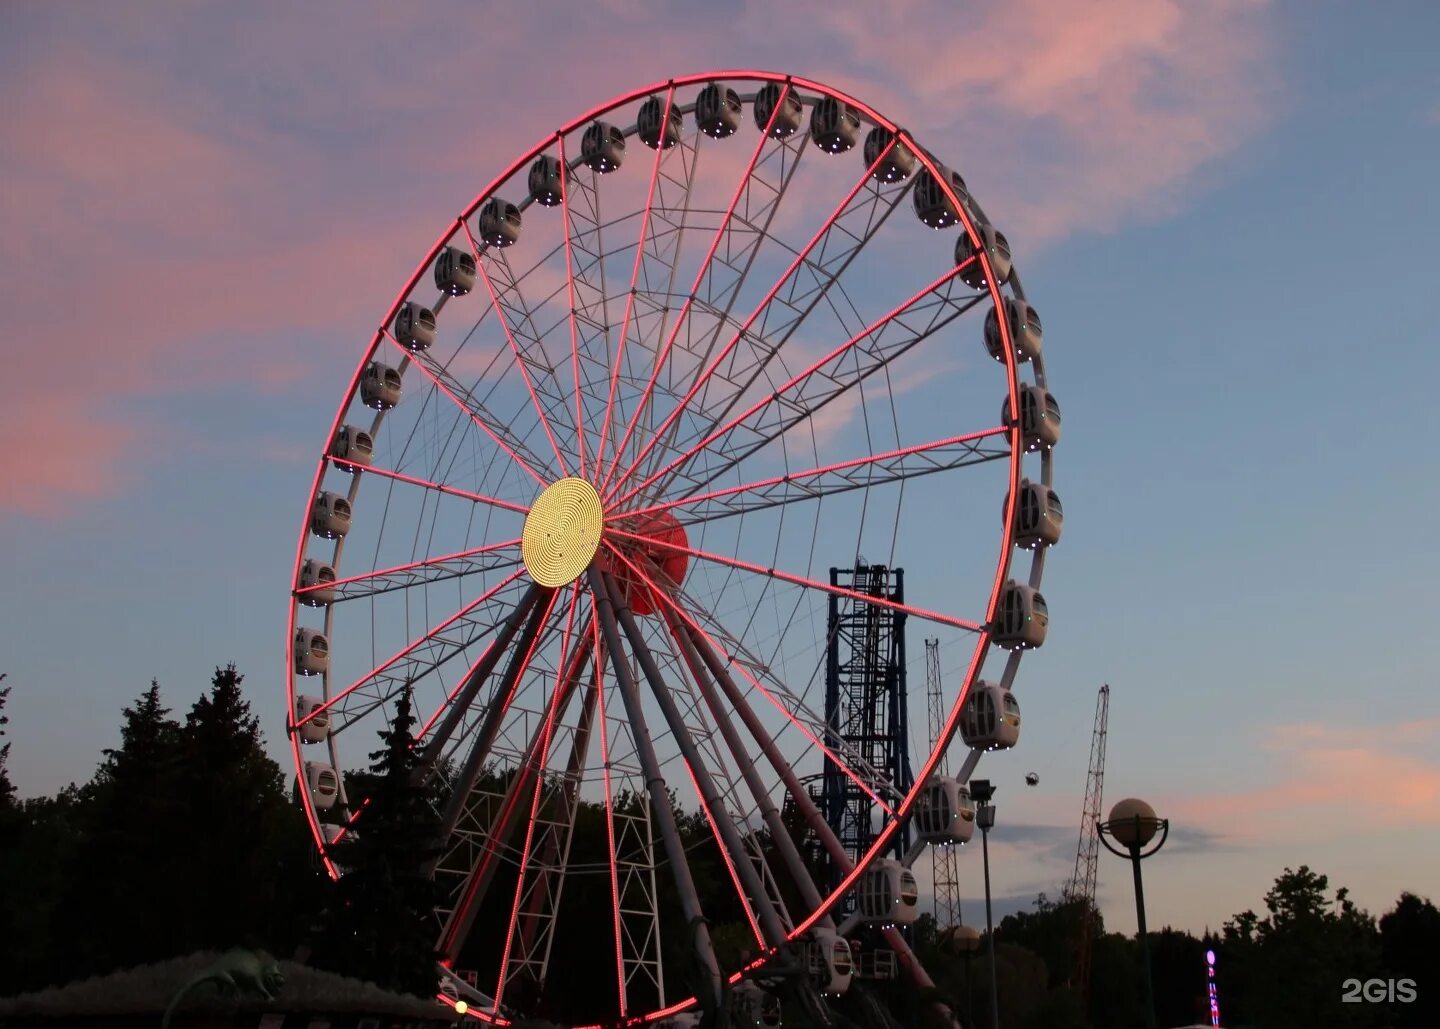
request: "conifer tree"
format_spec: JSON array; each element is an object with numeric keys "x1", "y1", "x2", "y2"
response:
[
  {"x1": 0, "y1": 673, "x2": 14, "y2": 813},
  {"x1": 311, "y1": 687, "x2": 444, "y2": 996}
]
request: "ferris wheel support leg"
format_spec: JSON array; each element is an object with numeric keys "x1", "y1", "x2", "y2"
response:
[
  {"x1": 679, "y1": 622, "x2": 947, "y2": 1000},
  {"x1": 662, "y1": 603, "x2": 834, "y2": 928},
  {"x1": 437, "y1": 589, "x2": 557, "y2": 842},
  {"x1": 589, "y1": 566, "x2": 725, "y2": 1012},
  {"x1": 604, "y1": 569, "x2": 789, "y2": 950},
  {"x1": 416, "y1": 583, "x2": 543, "y2": 775}
]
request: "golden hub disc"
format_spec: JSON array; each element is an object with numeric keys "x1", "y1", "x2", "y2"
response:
[{"x1": 522, "y1": 477, "x2": 604, "y2": 588}]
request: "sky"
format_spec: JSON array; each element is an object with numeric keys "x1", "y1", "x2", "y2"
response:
[{"x1": 2, "y1": 0, "x2": 1438, "y2": 943}]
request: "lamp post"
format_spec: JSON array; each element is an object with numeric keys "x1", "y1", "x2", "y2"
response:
[
  {"x1": 947, "y1": 925, "x2": 981, "y2": 1028},
  {"x1": 971, "y1": 779, "x2": 1000, "y2": 1029},
  {"x1": 1098, "y1": 798, "x2": 1169, "y2": 1029}
]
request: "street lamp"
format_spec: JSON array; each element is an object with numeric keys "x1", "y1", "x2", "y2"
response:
[
  {"x1": 1098, "y1": 797, "x2": 1169, "y2": 1029},
  {"x1": 945, "y1": 925, "x2": 982, "y2": 1028},
  {"x1": 970, "y1": 779, "x2": 1000, "y2": 1029}
]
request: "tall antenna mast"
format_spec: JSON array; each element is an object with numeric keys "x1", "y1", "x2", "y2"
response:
[
  {"x1": 1065, "y1": 683, "x2": 1110, "y2": 1000},
  {"x1": 925, "y1": 638, "x2": 961, "y2": 928}
]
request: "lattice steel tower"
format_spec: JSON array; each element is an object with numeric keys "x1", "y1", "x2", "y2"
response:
[
  {"x1": 1065, "y1": 683, "x2": 1110, "y2": 1000},
  {"x1": 821, "y1": 563, "x2": 913, "y2": 907},
  {"x1": 925, "y1": 638, "x2": 962, "y2": 929}
]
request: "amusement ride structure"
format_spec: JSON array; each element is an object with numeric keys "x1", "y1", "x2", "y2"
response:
[{"x1": 285, "y1": 71, "x2": 1061, "y2": 1028}]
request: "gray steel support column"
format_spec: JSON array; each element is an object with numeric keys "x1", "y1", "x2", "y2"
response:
[
  {"x1": 663, "y1": 605, "x2": 833, "y2": 926},
  {"x1": 589, "y1": 566, "x2": 724, "y2": 1010},
  {"x1": 439, "y1": 589, "x2": 555, "y2": 839},
  {"x1": 418, "y1": 583, "x2": 543, "y2": 775},
  {"x1": 603, "y1": 569, "x2": 789, "y2": 949},
  {"x1": 680, "y1": 621, "x2": 942, "y2": 995}
]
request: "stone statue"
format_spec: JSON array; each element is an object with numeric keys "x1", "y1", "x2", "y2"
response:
[{"x1": 161, "y1": 947, "x2": 285, "y2": 1028}]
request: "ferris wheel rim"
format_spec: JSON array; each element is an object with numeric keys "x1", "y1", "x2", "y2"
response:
[{"x1": 285, "y1": 68, "x2": 1052, "y2": 1025}]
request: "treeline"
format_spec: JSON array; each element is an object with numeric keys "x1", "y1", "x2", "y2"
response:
[{"x1": 906, "y1": 871, "x2": 1437, "y2": 1029}]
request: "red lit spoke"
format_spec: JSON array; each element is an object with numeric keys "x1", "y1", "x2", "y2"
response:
[
  {"x1": 557, "y1": 135, "x2": 588, "y2": 480},
  {"x1": 471, "y1": 255, "x2": 573, "y2": 480},
  {"x1": 610, "y1": 427, "x2": 1010, "y2": 525},
  {"x1": 313, "y1": 537, "x2": 523, "y2": 601},
  {"x1": 597, "y1": 86, "x2": 677, "y2": 490},
  {"x1": 439, "y1": 588, "x2": 564, "y2": 958},
  {"x1": 606, "y1": 134, "x2": 900, "y2": 504},
  {"x1": 354, "y1": 463, "x2": 531, "y2": 515},
  {"x1": 590, "y1": 606, "x2": 627, "y2": 1016},
  {"x1": 383, "y1": 330, "x2": 549, "y2": 487},
  {"x1": 494, "y1": 582, "x2": 583, "y2": 1012},
  {"x1": 600, "y1": 83, "x2": 796, "y2": 496},
  {"x1": 608, "y1": 263, "x2": 973, "y2": 512},
  {"x1": 680, "y1": 758, "x2": 765, "y2": 949},
  {"x1": 302, "y1": 566, "x2": 527, "y2": 732},
  {"x1": 602, "y1": 543, "x2": 894, "y2": 815},
  {"x1": 606, "y1": 527, "x2": 983, "y2": 634}
]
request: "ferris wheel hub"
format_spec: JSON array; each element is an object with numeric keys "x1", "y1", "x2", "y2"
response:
[{"x1": 521, "y1": 477, "x2": 604, "y2": 587}]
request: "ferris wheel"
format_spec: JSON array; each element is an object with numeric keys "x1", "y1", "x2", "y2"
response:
[{"x1": 286, "y1": 71, "x2": 1060, "y2": 1027}]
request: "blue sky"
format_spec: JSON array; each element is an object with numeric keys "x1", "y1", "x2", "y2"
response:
[{"x1": 1, "y1": 0, "x2": 1437, "y2": 939}]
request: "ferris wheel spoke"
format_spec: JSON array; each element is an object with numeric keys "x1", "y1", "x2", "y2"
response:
[
  {"x1": 612, "y1": 133, "x2": 911, "y2": 503},
  {"x1": 602, "y1": 543, "x2": 895, "y2": 816},
  {"x1": 597, "y1": 86, "x2": 681, "y2": 487},
  {"x1": 609, "y1": 261, "x2": 980, "y2": 512},
  {"x1": 662, "y1": 607, "x2": 830, "y2": 922},
  {"x1": 603, "y1": 568, "x2": 786, "y2": 949},
  {"x1": 302, "y1": 537, "x2": 523, "y2": 603},
  {"x1": 612, "y1": 426, "x2": 1010, "y2": 526},
  {"x1": 606, "y1": 526, "x2": 983, "y2": 634},
  {"x1": 589, "y1": 566, "x2": 726, "y2": 1009},
  {"x1": 303, "y1": 567, "x2": 528, "y2": 735},
  {"x1": 491, "y1": 582, "x2": 585, "y2": 1009},
  {"x1": 352, "y1": 463, "x2": 531, "y2": 515},
  {"x1": 432, "y1": 588, "x2": 560, "y2": 821},
  {"x1": 436, "y1": 603, "x2": 594, "y2": 964},
  {"x1": 600, "y1": 85, "x2": 805, "y2": 496},
  {"x1": 383, "y1": 329, "x2": 554, "y2": 487},
  {"x1": 556, "y1": 135, "x2": 593, "y2": 480},
  {"x1": 467, "y1": 240, "x2": 578, "y2": 479}
]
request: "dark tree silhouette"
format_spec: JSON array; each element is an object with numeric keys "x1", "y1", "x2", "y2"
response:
[
  {"x1": 1379, "y1": 892, "x2": 1440, "y2": 1029},
  {"x1": 310, "y1": 687, "x2": 445, "y2": 996}
]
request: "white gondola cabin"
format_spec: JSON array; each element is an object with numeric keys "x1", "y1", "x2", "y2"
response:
[
  {"x1": 360, "y1": 361, "x2": 402, "y2": 410},
  {"x1": 293, "y1": 626, "x2": 330, "y2": 676},
  {"x1": 956, "y1": 223, "x2": 1013, "y2": 289},
  {"x1": 810, "y1": 96, "x2": 861, "y2": 153},
  {"x1": 753, "y1": 82, "x2": 803, "y2": 138},
  {"x1": 478, "y1": 197, "x2": 522, "y2": 247},
  {"x1": 992, "y1": 580, "x2": 1047, "y2": 650},
  {"x1": 862, "y1": 127, "x2": 915, "y2": 183},
  {"x1": 1001, "y1": 384, "x2": 1062, "y2": 452},
  {"x1": 297, "y1": 558, "x2": 337, "y2": 607},
  {"x1": 329, "y1": 425, "x2": 373, "y2": 473},
  {"x1": 805, "y1": 928, "x2": 854, "y2": 995},
  {"x1": 434, "y1": 246, "x2": 477, "y2": 296},
  {"x1": 915, "y1": 776, "x2": 976, "y2": 845},
  {"x1": 528, "y1": 156, "x2": 564, "y2": 207},
  {"x1": 293, "y1": 694, "x2": 330, "y2": 743},
  {"x1": 309, "y1": 492, "x2": 351, "y2": 540},
  {"x1": 696, "y1": 82, "x2": 742, "y2": 139},
  {"x1": 960, "y1": 683, "x2": 1021, "y2": 750},
  {"x1": 858, "y1": 859, "x2": 919, "y2": 925},
  {"x1": 306, "y1": 761, "x2": 340, "y2": 809},
  {"x1": 913, "y1": 164, "x2": 971, "y2": 228},
  {"x1": 393, "y1": 301, "x2": 436, "y2": 352},
  {"x1": 637, "y1": 95, "x2": 684, "y2": 150},
  {"x1": 983, "y1": 297, "x2": 1043, "y2": 365},
  {"x1": 582, "y1": 121, "x2": 626, "y2": 173},
  {"x1": 1006, "y1": 478, "x2": 1064, "y2": 550}
]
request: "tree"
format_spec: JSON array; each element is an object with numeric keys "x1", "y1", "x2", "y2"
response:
[
  {"x1": 0, "y1": 673, "x2": 14, "y2": 813},
  {"x1": 311, "y1": 688, "x2": 445, "y2": 996},
  {"x1": 173, "y1": 664, "x2": 298, "y2": 950},
  {"x1": 1379, "y1": 892, "x2": 1440, "y2": 1029},
  {"x1": 1221, "y1": 866, "x2": 1384, "y2": 1029}
]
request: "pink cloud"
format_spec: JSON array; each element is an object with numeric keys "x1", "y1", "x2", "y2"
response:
[
  {"x1": 1170, "y1": 717, "x2": 1440, "y2": 840},
  {"x1": 0, "y1": 2, "x2": 1277, "y2": 517}
]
